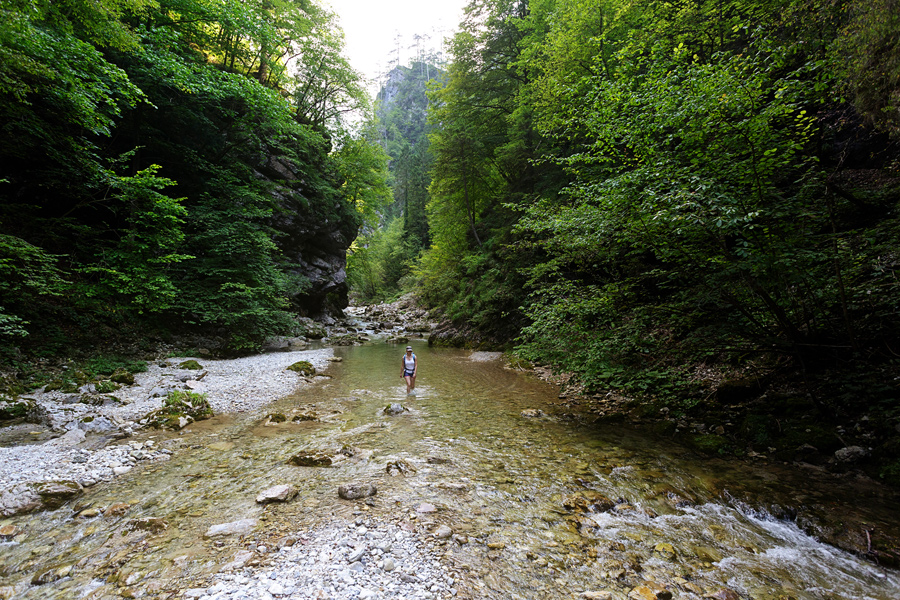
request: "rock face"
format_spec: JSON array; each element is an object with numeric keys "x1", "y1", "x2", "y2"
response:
[{"x1": 262, "y1": 155, "x2": 358, "y2": 320}]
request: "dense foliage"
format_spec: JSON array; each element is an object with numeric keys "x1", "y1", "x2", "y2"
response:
[
  {"x1": 410, "y1": 0, "x2": 900, "y2": 404},
  {"x1": 0, "y1": 0, "x2": 387, "y2": 355}
]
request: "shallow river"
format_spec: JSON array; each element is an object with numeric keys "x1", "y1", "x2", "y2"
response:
[{"x1": 1, "y1": 342, "x2": 899, "y2": 599}]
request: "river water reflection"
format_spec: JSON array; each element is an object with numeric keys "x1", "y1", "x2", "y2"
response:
[{"x1": 1, "y1": 341, "x2": 899, "y2": 599}]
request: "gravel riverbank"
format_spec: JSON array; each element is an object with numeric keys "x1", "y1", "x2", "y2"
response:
[{"x1": 0, "y1": 348, "x2": 333, "y2": 491}]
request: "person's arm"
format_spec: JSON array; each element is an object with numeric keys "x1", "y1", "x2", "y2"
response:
[{"x1": 413, "y1": 356, "x2": 417, "y2": 376}]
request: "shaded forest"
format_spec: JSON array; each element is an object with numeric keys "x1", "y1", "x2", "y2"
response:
[{"x1": 0, "y1": 0, "x2": 389, "y2": 355}]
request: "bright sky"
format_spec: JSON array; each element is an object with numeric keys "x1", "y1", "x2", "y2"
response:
[{"x1": 325, "y1": 0, "x2": 469, "y2": 93}]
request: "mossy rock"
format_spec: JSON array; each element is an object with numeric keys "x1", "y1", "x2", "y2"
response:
[
  {"x1": 109, "y1": 369, "x2": 135, "y2": 385},
  {"x1": 286, "y1": 361, "x2": 316, "y2": 376},
  {"x1": 291, "y1": 413, "x2": 318, "y2": 422},
  {"x1": 95, "y1": 380, "x2": 121, "y2": 394},
  {"x1": 267, "y1": 413, "x2": 287, "y2": 423},
  {"x1": 0, "y1": 397, "x2": 34, "y2": 421},
  {"x1": 288, "y1": 451, "x2": 333, "y2": 467},
  {"x1": 33, "y1": 480, "x2": 84, "y2": 509},
  {"x1": 178, "y1": 360, "x2": 204, "y2": 370},
  {"x1": 144, "y1": 390, "x2": 212, "y2": 430},
  {"x1": 685, "y1": 433, "x2": 732, "y2": 455}
]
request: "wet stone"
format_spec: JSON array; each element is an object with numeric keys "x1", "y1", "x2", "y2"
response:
[
  {"x1": 288, "y1": 451, "x2": 333, "y2": 467},
  {"x1": 628, "y1": 582, "x2": 672, "y2": 600},
  {"x1": 204, "y1": 518, "x2": 256, "y2": 538},
  {"x1": 125, "y1": 518, "x2": 168, "y2": 534}
]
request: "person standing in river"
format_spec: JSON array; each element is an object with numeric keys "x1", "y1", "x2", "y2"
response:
[{"x1": 401, "y1": 345, "x2": 417, "y2": 395}]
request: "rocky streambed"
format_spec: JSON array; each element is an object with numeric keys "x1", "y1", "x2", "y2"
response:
[{"x1": 0, "y1": 304, "x2": 898, "y2": 600}]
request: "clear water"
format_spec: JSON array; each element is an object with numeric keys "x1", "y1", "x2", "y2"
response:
[{"x1": 0, "y1": 342, "x2": 898, "y2": 599}]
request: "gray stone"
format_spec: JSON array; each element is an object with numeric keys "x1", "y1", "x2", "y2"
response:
[
  {"x1": 348, "y1": 546, "x2": 366, "y2": 563},
  {"x1": 433, "y1": 525, "x2": 452, "y2": 539},
  {"x1": 834, "y1": 446, "x2": 868, "y2": 463},
  {"x1": 338, "y1": 483, "x2": 377, "y2": 500},
  {"x1": 256, "y1": 484, "x2": 298, "y2": 504},
  {"x1": 204, "y1": 518, "x2": 257, "y2": 538}
]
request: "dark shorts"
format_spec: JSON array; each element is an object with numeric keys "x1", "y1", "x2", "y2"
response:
[{"x1": 403, "y1": 369, "x2": 415, "y2": 377}]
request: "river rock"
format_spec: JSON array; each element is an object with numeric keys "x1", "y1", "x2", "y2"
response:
[
  {"x1": 288, "y1": 451, "x2": 333, "y2": 467},
  {"x1": 33, "y1": 480, "x2": 83, "y2": 510},
  {"x1": 204, "y1": 518, "x2": 257, "y2": 538},
  {"x1": 582, "y1": 593, "x2": 613, "y2": 600},
  {"x1": 384, "y1": 403, "x2": 407, "y2": 415},
  {"x1": 563, "y1": 491, "x2": 615, "y2": 513},
  {"x1": 76, "y1": 415, "x2": 119, "y2": 434},
  {"x1": 386, "y1": 459, "x2": 416, "y2": 476},
  {"x1": 433, "y1": 525, "x2": 452, "y2": 539},
  {"x1": 653, "y1": 542, "x2": 676, "y2": 560},
  {"x1": 31, "y1": 564, "x2": 73, "y2": 585},
  {"x1": 703, "y1": 590, "x2": 740, "y2": 600},
  {"x1": 256, "y1": 484, "x2": 298, "y2": 504},
  {"x1": 125, "y1": 518, "x2": 168, "y2": 534},
  {"x1": 628, "y1": 582, "x2": 672, "y2": 600},
  {"x1": 416, "y1": 502, "x2": 437, "y2": 513},
  {"x1": 338, "y1": 483, "x2": 377, "y2": 500},
  {"x1": 521, "y1": 409, "x2": 544, "y2": 418},
  {"x1": 104, "y1": 502, "x2": 130, "y2": 517}
]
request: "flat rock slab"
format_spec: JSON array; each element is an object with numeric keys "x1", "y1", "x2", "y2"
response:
[
  {"x1": 338, "y1": 483, "x2": 377, "y2": 500},
  {"x1": 256, "y1": 484, "x2": 298, "y2": 504},
  {"x1": 204, "y1": 518, "x2": 257, "y2": 538}
]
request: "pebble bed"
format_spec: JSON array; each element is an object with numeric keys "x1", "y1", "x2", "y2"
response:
[
  {"x1": 0, "y1": 348, "x2": 332, "y2": 490},
  {"x1": 187, "y1": 520, "x2": 457, "y2": 600}
]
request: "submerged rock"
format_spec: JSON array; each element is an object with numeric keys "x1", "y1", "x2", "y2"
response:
[
  {"x1": 562, "y1": 491, "x2": 615, "y2": 513},
  {"x1": 288, "y1": 451, "x2": 333, "y2": 467},
  {"x1": 125, "y1": 518, "x2": 168, "y2": 534},
  {"x1": 204, "y1": 518, "x2": 257, "y2": 538}
]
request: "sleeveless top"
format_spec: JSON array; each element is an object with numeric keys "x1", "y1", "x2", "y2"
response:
[{"x1": 403, "y1": 354, "x2": 416, "y2": 370}]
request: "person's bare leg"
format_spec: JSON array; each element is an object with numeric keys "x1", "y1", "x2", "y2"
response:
[{"x1": 405, "y1": 375, "x2": 412, "y2": 394}]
